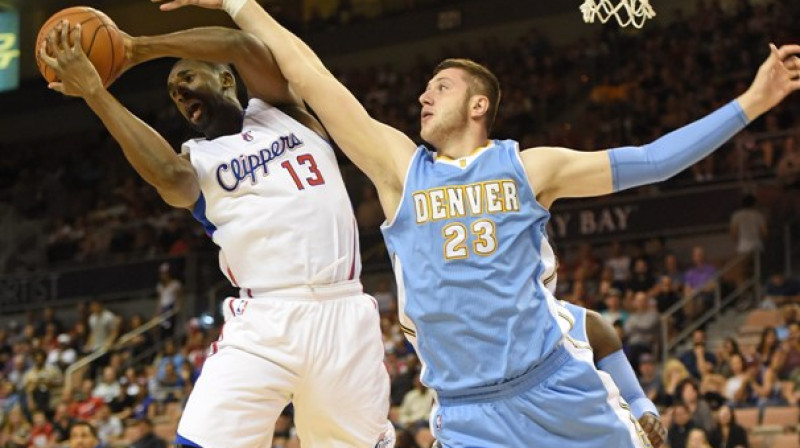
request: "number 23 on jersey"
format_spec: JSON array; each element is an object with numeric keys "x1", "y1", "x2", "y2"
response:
[{"x1": 443, "y1": 219, "x2": 497, "y2": 260}]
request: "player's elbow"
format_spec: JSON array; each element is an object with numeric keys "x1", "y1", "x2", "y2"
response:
[{"x1": 156, "y1": 165, "x2": 200, "y2": 209}]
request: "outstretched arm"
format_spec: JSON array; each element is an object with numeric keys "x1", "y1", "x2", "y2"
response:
[
  {"x1": 40, "y1": 23, "x2": 198, "y2": 208},
  {"x1": 154, "y1": 0, "x2": 417, "y2": 217},
  {"x1": 122, "y1": 26, "x2": 298, "y2": 108},
  {"x1": 525, "y1": 44, "x2": 800, "y2": 208}
]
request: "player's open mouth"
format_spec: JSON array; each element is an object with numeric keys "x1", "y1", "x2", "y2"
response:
[{"x1": 186, "y1": 100, "x2": 203, "y2": 123}]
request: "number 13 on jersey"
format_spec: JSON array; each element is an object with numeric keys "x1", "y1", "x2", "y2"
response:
[{"x1": 443, "y1": 219, "x2": 497, "y2": 260}]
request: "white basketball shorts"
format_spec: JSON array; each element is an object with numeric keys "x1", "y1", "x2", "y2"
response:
[{"x1": 176, "y1": 281, "x2": 394, "y2": 448}]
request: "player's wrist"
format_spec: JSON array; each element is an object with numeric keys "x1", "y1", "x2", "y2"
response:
[
  {"x1": 736, "y1": 90, "x2": 767, "y2": 122},
  {"x1": 222, "y1": 0, "x2": 247, "y2": 17}
]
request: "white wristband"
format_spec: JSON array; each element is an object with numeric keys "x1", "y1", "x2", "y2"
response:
[{"x1": 222, "y1": 0, "x2": 247, "y2": 18}]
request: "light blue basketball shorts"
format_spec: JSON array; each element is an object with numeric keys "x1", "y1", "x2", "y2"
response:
[{"x1": 429, "y1": 342, "x2": 652, "y2": 448}]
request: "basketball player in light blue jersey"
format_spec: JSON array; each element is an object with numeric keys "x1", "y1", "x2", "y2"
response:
[{"x1": 159, "y1": 1, "x2": 799, "y2": 446}]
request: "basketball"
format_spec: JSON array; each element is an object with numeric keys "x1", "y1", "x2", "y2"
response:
[{"x1": 35, "y1": 6, "x2": 126, "y2": 87}]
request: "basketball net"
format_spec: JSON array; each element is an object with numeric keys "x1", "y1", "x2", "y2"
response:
[{"x1": 580, "y1": 0, "x2": 656, "y2": 29}]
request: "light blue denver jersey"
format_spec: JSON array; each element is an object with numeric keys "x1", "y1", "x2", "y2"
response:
[{"x1": 381, "y1": 140, "x2": 565, "y2": 394}]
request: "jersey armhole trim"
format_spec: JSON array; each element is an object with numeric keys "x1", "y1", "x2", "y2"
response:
[{"x1": 381, "y1": 147, "x2": 423, "y2": 230}]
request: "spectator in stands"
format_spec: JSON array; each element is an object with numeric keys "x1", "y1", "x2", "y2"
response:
[
  {"x1": 762, "y1": 276, "x2": 800, "y2": 310},
  {"x1": 92, "y1": 366, "x2": 122, "y2": 411},
  {"x1": 35, "y1": 307, "x2": 64, "y2": 338},
  {"x1": 28, "y1": 409, "x2": 54, "y2": 448},
  {"x1": 683, "y1": 246, "x2": 717, "y2": 319},
  {"x1": 729, "y1": 194, "x2": 767, "y2": 255},
  {"x1": 653, "y1": 275, "x2": 683, "y2": 331},
  {"x1": 751, "y1": 350, "x2": 788, "y2": 407},
  {"x1": 129, "y1": 417, "x2": 167, "y2": 448},
  {"x1": 6, "y1": 354, "x2": 28, "y2": 391},
  {"x1": 776, "y1": 135, "x2": 800, "y2": 190},
  {"x1": 656, "y1": 358, "x2": 690, "y2": 406},
  {"x1": 155, "y1": 262, "x2": 182, "y2": 340},
  {"x1": 153, "y1": 340, "x2": 183, "y2": 384},
  {"x1": 637, "y1": 353, "x2": 664, "y2": 405},
  {"x1": 677, "y1": 378, "x2": 715, "y2": 434},
  {"x1": 0, "y1": 379, "x2": 21, "y2": 418},
  {"x1": 715, "y1": 337, "x2": 742, "y2": 378},
  {"x1": 47, "y1": 333, "x2": 77, "y2": 372},
  {"x1": 680, "y1": 329, "x2": 717, "y2": 380},
  {"x1": 67, "y1": 420, "x2": 103, "y2": 448},
  {"x1": 91, "y1": 404, "x2": 122, "y2": 446},
  {"x1": 51, "y1": 403, "x2": 74, "y2": 444},
  {"x1": 23, "y1": 349, "x2": 62, "y2": 414},
  {"x1": 754, "y1": 326, "x2": 779, "y2": 368},
  {"x1": 85, "y1": 301, "x2": 119, "y2": 354},
  {"x1": 121, "y1": 315, "x2": 154, "y2": 365},
  {"x1": 685, "y1": 428, "x2": 712, "y2": 448},
  {"x1": 152, "y1": 362, "x2": 184, "y2": 406},
  {"x1": 725, "y1": 354, "x2": 754, "y2": 408},
  {"x1": 371, "y1": 278, "x2": 396, "y2": 315},
  {"x1": 0, "y1": 404, "x2": 30, "y2": 448},
  {"x1": 777, "y1": 322, "x2": 800, "y2": 380},
  {"x1": 600, "y1": 288, "x2": 628, "y2": 326},
  {"x1": 69, "y1": 379, "x2": 104, "y2": 421},
  {"x1": 707, "y1": 404, "x2": 749, "y2": 448},
  {"x1": 659, "y1": 253, "x2": 684, "y2": 291},
  {"x1": 776, "y1": 304, "x2": 799, "y2": 341},
  {"x1": 624, "y1": 292, "x2": 660, "y2": 370},
  {"x1": 627, "y1": 258, "x2": 655, "y2": 295},
  {"x1": 604, "y1": 241, "x2": 631, "y2": 285},
  {"x1": 667, "y1": 402, "x2": 696, "y2": 448},
  {"x1": 397, "y1": 372, "x2": 433, "y2": 430}
]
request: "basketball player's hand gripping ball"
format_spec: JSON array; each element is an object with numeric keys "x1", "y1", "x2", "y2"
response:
[{"x1": 38, "y1": 23, "x2": 105, "y2": 97}]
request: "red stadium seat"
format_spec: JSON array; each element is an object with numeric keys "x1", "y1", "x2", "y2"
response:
[
  {"x1": 741, "y1": 309, "x2": 782, "y2": 329},
  {"x1": 735, "y1": 407, "x2": 760, "y2": 429},
  {"x1": 762, "y1": 406, "x2": 799, "y2": 428},
  {"x1": 772, "y1": 433, "x2": 800, "y2": 448}
]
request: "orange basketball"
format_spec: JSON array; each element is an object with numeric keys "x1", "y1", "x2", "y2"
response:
[{"x1": 35, "y1": 6, "x2": 126, "y2": 88}]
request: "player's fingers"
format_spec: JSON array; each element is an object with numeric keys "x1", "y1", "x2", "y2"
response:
[
  {"x1": 157, "y1": 0, "x2": 188, "y2": 11},
  {"x1": 47, "y1": 82, "x2": 65, "y2": 94},
  {"x1": 46, "y1": 29, "x2": 59, "y2": 55},
  {"x1": 789, "y1": 56, "x2": 800, "y2": 70},
  {"x1": 70, "y1": 25, "x2": 82, "y2": 53},
  {"x1": 38, "y1": 44, "x2": 59, "y2": 69},
  {"x1": 59, "y1": 20, "x2": 70, "y2": 51},
  {"x1": 776, "y1": 44, "x2": 800, "y2": 60}
]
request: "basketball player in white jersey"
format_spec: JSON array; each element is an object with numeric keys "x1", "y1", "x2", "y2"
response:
[{"x1": 39, "y1": 22, "x2": 393, "y2": 448}]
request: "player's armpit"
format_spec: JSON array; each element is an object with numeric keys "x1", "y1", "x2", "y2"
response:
[{"x1": 520, "y1": 146, "x2": 613, "y2": 209}]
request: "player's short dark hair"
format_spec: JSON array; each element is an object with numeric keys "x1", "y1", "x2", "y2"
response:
[
  {"x1": 69, "y1": 420, "x2": 98, "y2": 439},
  {"x1": 172, "y1": 59, "x2": 233, "y2": 77},
  {"x1": 433, "y1": 58, "x2": 501, "y2": 135}
]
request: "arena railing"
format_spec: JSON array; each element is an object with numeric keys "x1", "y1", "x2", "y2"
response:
[
  {"x1": 63, "y1": 307, "x2": 179, "y2": 393},
  {"x1": 659, "y1": 251, "x2": 761, "y2": 364}
]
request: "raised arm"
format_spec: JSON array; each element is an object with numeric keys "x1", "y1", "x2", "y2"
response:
[
  {"x1": 154, "y1": 0, "x2": 417, "y2": 216},
  {"x1": 525, "y1": 44, "x2": 800, "y2": 209},
  {"x1": 123, "y1": 26, "x2": 298, "y2": 108},
  {"x1": 40, "y1": 23, "x2": 198, "y2": 208}
]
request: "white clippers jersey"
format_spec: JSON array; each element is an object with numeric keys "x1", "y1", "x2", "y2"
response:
[{"x1": 183, "y1": 99, "x2": 360, "y2": 291}]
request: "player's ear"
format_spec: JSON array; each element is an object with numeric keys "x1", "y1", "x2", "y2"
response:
[
  {"x1": 220, "y1": 70, "x2": 235, "y2": 90},
  {"x1": 470, "y1": 95, "x2": 489, "y2": 119}
]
